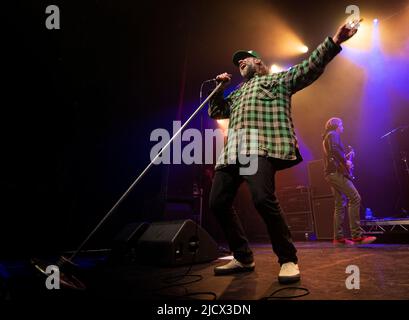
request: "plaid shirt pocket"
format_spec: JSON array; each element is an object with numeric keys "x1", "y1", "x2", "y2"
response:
[{"x1": 257, "y1": 81, "x2": 278, "y2": 100}]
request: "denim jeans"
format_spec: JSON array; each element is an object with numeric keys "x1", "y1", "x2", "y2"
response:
[
  {"x1": 209, "y1": 156, "x2": 298, "y2": 265},
  {"x1": 325, "y1": 171, "x2": 362, "y2": 239}
]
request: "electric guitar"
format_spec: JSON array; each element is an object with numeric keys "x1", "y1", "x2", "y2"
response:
[{"x1": 339, "y1": 145, "x2": 355, "y2": 180}]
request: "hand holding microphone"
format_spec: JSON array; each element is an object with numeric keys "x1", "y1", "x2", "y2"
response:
[
  {"x1": 202, "y1": 72, "x2": 232, "y2": 94},
  {"x1": 216, "y1": 72, "x2": 232, "y2": 83},
  {"x1": 200, "y1": 73, "x2": 232, "y2": 102},
  {"x1": 215, "y1": 72, "x2": 232, "y2": 91}
]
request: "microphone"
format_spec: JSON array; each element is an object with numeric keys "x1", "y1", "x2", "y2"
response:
[
  {"x1": 203, "y1": 75, "x2": 232, "y2": 84},
  {"x1": 200, "y1": 76, "x2": 231, "y2": 102},
  {"x1": 202, "y1": 78, "x2": 217, "y2": 83}
]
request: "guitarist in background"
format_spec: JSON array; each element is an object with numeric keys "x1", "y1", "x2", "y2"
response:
[{"x1": 322, "y1": 117, "x2": 376, "y2": 245}]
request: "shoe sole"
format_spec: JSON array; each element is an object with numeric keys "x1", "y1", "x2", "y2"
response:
[
  {"x1": 214, "y1": 266, "x2": 255, "y2": 276},
  {"x1": 278, "y1": 274, "x2": 301, "y2": 284}
]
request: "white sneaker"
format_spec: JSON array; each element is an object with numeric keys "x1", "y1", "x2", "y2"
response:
[
  {"x1": 278, "y1": 262, "x2": 300, "y2": 284},
  {"x1": 214, "y1": 258, "x2": 255, "y2": 275}
]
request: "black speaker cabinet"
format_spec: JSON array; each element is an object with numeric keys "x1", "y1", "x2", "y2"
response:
[
  {"x1": 277, "y1": 186, "x2": 312, "y2": 213},
  {"x1": 136, "y1": 219, "x2": 219, "y2": 266},
  {"x1": 114, "y1": 222, "x2": 150, "y2": 243},
  {"x1": 308, "y1": 159, "x2": 333, "y2": 198},
  {"x1": 110, "y1": 222, "x2": 150, "y2": 263},
  {"x1": 276, "y1": 186, "x2": 314, "y2": 237},
  {"x1": 312, "y1": 196, "x2": 334, "y2": 239}
]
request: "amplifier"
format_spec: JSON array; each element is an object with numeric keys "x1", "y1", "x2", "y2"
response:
[
  {"x1": 276, "y1": 186, "x2": 314, "y2": 236},
  {"x1": 311, "y1": 196, "x2": 334, "y2": 239},
  {"x1": 285, "y1": 212, "x2": 314, "y2": 233},
  {"x1": 277, "y1": 186, "x2": 312, "y2": 213},
  {"x1": 307, "y1": 159, "x2": 333, "y2": 198}
]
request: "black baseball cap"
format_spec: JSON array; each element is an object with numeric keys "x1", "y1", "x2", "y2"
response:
[{"x1": 232, "y1": 50, "x2": 261, "y2": 66}]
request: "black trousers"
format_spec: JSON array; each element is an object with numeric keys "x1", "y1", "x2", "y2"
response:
[{"x1": 209, "y1": 156, "x2": 298, "y2": 265}]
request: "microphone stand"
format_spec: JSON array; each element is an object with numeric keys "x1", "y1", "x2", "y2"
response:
[
  {"x1": 198, "y1": 79, "x2": 217, "y2": 226},
  {"x1": 400, "y1": 151, "x2": 409, "y2": 216},
  {"x1": 32, "y1": 81, "x2": 224, "y2": 288},
  {"x1": 380, "y1": 125, "x2": 409, "y2": 140},
  {"x1": 380, "y1": 125, "x2": 409, "y2": 217}
]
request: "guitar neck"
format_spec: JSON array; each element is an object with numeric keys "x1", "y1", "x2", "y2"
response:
[{"x1": 345, "y1": 147, "x2": 354, "y2": 160}]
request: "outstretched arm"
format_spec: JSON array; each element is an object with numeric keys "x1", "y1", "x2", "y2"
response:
[{"x1": 284, "y1": 20, "x2": 361, "y2": 94}]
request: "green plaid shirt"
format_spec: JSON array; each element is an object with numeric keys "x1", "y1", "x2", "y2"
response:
[{"x1": 209, "y1": 37, "x2": 342, "y2": 170}]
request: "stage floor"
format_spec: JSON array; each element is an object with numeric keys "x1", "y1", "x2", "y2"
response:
[
  {"x1": 2, "y1": 242, "x2": 409, "y2": 301},
  {"x1": 82, "y1": 242, "x2": 409, "y2": 300}
]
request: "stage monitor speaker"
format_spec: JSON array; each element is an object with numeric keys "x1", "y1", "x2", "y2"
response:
[
  {"x1": 114, "y1": 222, "x2": 150, "y2": 243},
  {"x1": 308, "y1": 159, "x2": 333, "y2": 198},
  {"x1": 110, "y1": 222, "x2": 150, "y2": 263},
  {"x1": 136, "y1": 219, "x2": 219, "y2": 266},
  {"x1": 312, "y1": 196, "x2": 334, "y2": 239}
]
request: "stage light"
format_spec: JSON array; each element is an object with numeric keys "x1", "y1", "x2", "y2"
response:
[
  {"x1": 373, "y1": 18, "x2": 379, "y2": 24},
  {"x1": 299, "y1": 45, "x2": 309, "y2": 53},
  {"x1": 258, "y1": 9, "x2": 310, "y2": 58},
  {"x1": 270, "y1": 64, "x2": 283, "y2": 73}
]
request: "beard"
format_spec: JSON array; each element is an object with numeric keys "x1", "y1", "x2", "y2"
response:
[{"x1": 239, "y1": 63, "x2": 257, "y2": 79}]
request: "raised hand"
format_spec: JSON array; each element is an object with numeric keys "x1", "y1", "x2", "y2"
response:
[{"x1": 333, "y1": 19, "x2": 363, "y2": 45}]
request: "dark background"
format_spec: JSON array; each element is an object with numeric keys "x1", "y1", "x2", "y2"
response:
[{"x1": 1, "y1": 0, "x2": 408, "y2": 257}]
